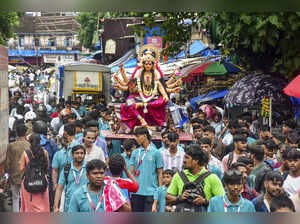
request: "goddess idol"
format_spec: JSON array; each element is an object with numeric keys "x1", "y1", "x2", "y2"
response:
[{"x1": 113, "y1": 44, "x2": 182, "y2": 132}]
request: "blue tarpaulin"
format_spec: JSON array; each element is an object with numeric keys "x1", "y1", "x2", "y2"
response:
[
  {"x1": 111, "y1": 58, "x2": 137, "y2": 73},
  {"x1": 290, "y1": 96, "x2": 300, "y2": 118},
  {"x1": 201, "y1": 49, "x2": 220, "y2": 57},
  {"x1": 8, "y1": 49, "x2": 80, "y2": 57},
  {"x1": 58, "y1": 65, "x2": 64, "y2": 98},
  {"x1": 87, "y1": 50, "x2": 102, "y2": 59},
  {"x1": 190, "y1": 89, "x2": 228, "y2": 111},
  {"x1": 176, "y1": 40, "x2": 208, "y2": 59},
  {"x1": 94, "y1": 40, "x2": 101, "y2": 50}
]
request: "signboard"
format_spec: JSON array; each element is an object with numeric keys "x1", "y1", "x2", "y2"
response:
[
  {"x1": 105, "y1": 39, "x2": 116, "y2": 54},
  {"x1": 73, "y1": 71, "x2": 102, "y2": 92},
  {"x1": 43, "y1": 54, "x2": 75, "y2": 64},
  {"x1": 147, "y1": 36, "x2": 163, "y2": 49},
  {"x1": 9, "y1": 56, "x2": 25, "y2": 64}
]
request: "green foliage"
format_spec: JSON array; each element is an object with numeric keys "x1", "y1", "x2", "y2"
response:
[
  {"x1": 130, "y1": 12, "x2": 198, "y2": 56},
  {"x1": 198, "y1": 12, "x2": 300, "y2": 78},
  {"x1": 76, "y1": 12, "x2": 99, "y2": 49},
  {"x1": 76, "y1": 12, "x2": 144, "y2": 50},
  {"x1": 0, "y1": 12, "x2": 19, "y2": 45},
  {"x1": 77, "y1": 12, "x2": 300, "y2": 78}
]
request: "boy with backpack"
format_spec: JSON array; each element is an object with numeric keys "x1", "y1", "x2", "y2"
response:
[
  {"x1": 252, "y1": 171, "x2": 285, "y2": 212},
  {"x1": 54, "y1": 145, "x2": 88, "y2": 212}
]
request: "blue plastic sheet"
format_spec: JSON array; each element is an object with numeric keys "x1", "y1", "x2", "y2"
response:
[
  {"x1": 176, "y1": 40, "x2": 208, "y2": 59},
  {"x1": 190, "y1": 89, "x2": 228, "y2": 111}
]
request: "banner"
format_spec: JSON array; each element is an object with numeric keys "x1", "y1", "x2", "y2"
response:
[
  {"x1": 43, "y1": 54, "x2": 75, "y2": 64},
  {"x1": 147, "y1": 37, "x2": 163, "y2": 49},
  {"x1": 73, "y1": 71, "x2": 102, "y2": 92}
]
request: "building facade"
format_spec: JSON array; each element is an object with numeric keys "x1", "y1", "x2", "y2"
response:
[{"x1": 8, "y1": 12, "x2": 81, "y2": 66}]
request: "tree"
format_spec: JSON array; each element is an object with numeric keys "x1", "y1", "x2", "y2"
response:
[
  {"x1": 76, "y1": 12, "x2": 99, "y2": 50},
  {"x1": 76, "y1": 12, "x2": 144, "y2": 50},
  {"x1": 197, "y1": 12, "x2": 300, "y2": 78},
  {"x1": 0, "y1": 12, "x2": 19, "y2": 45},
  {"x1": 130, "y1": 12, "x2": 198, "y2": 56},
  {"x1": 134, "y1": 12, "x2": 300, "y2": 78}
]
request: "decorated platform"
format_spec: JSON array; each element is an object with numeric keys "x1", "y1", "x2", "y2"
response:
[{"x1": 100, "y1": 130, "x2": 193, "y2": 142}]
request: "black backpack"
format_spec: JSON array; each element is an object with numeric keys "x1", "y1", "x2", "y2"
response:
[
  {"x1": 175, "y1": 171, "x2": 211, "y2": 212},
  {"x1": 23, "y1": 150, "x2": 48, "y2": 195},
  {"x1": 254, "y1": 162, "x2": 273, "y2": 193},
  {"x1": 63, "y1": 162, "x2": 71, "y2": 186}
]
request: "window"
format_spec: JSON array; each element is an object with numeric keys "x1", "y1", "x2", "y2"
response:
[
  {"x1": 48, "y1": 37, "x2": 56, "y2": 47},
  {"x1": 19, "y1": 37, "x2": 24, "y2": 47},
  {"x1": 34, "y1": 38, "x2": 40, "y2": 47},
  {"x1": 64, "y1": 37, "x2": 72, "y2": 47}
]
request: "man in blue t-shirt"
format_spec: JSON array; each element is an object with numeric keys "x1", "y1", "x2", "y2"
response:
[
  {"x1": 68, "y1": 159, "x2": 131, "y2": 212},
  {"x1": 208, "y1": 169, "x2": 255, "y2": 212},
  {"x1": 130, "y1": 127, "x2": 163, "y2": 212},
  {"x1": 54, "y1": 145, "x2": 88, "y2": 212}
]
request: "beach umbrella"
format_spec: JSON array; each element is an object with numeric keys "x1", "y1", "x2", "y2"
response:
[
  {"x1": 283, "y1": 74, "x2": 300, "y2": 98},
  {"x1": 224, "y1": 74, "x2": 289, "y2": 106},
  {"x1": 189, "y1": 61, "x2": 241, "y2": 76}
]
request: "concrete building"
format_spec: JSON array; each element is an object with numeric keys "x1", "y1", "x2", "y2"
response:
[{"x1": 7, "y1": 12, "x2": 81, "y2": 66}]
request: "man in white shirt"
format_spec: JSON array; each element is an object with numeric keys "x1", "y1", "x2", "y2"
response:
[
  {"x1": 283, "y1": 149, "x2": 300, "y2": 196},
  {"x1": 198, "y1": 137, "x2": 223, "y2": 174},
  {"x1": 82, "y1": 128, "x2": 105, "y2": 163},
  {"x1": 160, "y1": 132, "x2": 185, "y2": 173},
  {"x1": 222, "y1": 120, "x2": 239, "y2": 146}
]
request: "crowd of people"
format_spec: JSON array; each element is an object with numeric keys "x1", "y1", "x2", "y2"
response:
[{"x1": 1, "y1": 69, "x2": 300, "y2": 213}]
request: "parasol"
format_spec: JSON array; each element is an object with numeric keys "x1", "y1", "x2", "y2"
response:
[
  {"x1": 224, "y1": 74, "x2": 290, "y2": 106},
  {"x1": 188, "y1": 61, "x2": 242, "y2": 76},
  {"x1": 283, "y1": 74, "x2": 300, "y2": 98}
]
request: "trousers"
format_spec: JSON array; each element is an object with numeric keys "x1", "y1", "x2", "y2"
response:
[
  {"x1": 11, "y1": 184, "x2": 21, "y2": 212},
  {"x1": 131, "y1": 194, "x2": 154, "y2": 212}
]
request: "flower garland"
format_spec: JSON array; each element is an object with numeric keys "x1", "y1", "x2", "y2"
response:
[
  {"x1": 136, "y1": 75, "x2": 160, "y2": 114},
  {"x1": 137, "y1": 77, "x2": 158, "y2": 103}
]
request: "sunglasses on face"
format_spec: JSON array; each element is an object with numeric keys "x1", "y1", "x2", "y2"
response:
[{"x1": 226, "y1": 170, "x2": 242, "y2": 177}]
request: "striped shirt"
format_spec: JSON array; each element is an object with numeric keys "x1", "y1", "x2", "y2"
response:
[{"x1": 160, "y1": 148, "x2": 185, "y2": 172}]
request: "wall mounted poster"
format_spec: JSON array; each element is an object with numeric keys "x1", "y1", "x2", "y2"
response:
[{"x1": 73, "y1": 71, "x2": 102, "y2": 92}]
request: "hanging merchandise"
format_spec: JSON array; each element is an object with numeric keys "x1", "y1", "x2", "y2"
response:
[
  {"x1": 261, "y1": 97, "x2": 270, "y2": 118},
  {"x1": 168, "y1": 101, "x2": 189, "y2": 128}
]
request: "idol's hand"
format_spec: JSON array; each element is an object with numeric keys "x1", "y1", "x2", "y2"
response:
[{"x1": 163, "y1": 95, "x2": 169, "y2": 102}]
